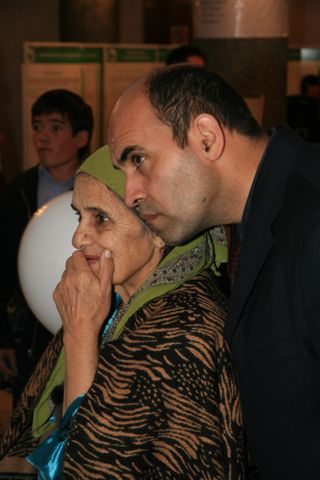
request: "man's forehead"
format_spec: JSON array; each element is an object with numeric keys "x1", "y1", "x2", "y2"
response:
[
  {"x1": 109, "y1": 92, "x2": 155, "y2": 150},
  {"x1": 114, "y1": 87, "x2": 150, "y2": 119},
  {"x1": 32, "y1": 112, "x2": 67, "y2": 122}
]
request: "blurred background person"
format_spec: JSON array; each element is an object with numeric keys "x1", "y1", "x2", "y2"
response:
[
  {"x1": 301, "y1": 73, "x2": 320, "y2": 99},
  {"x1": 0, "y1": 89, "x2": 93, "y2": 403},
  {"x1": 166, "y1": 44, "x2": 206, "y2": 67},
  {"x1": 287, "y1": 73, "x2": 320, "y2": 142}
]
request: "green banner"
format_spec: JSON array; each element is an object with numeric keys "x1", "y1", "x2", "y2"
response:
[
  {"x1": 26, "y1": 47, "x2": 102, "y2": 63},
  {"x1": 158, "y1": 48, "x2": 172, "y2": 63}
]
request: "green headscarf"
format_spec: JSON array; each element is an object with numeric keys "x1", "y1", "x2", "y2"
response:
[{"x1": 78, "y1": 145, "x2": 125, "y2": 197}]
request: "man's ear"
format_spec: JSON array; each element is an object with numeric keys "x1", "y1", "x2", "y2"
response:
[
  {"x1": 75, "y1": 130, "x2": 89, "y2": 148},
  {"x1": 188, "y1": 114, "x2": 225, "y2": 161}
]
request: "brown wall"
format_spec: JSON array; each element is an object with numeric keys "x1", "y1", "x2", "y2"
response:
[
  {"x1": 289, "y1": 0, "x2": 320, "y2": 47},
  {"x1": 0, "y1": 0, "x2": 59, "y2": 180}
]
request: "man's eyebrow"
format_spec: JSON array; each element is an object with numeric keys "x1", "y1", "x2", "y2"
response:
[
  {"x1": 48, "y1": 118, "x2": 65, "y2": 124},
  {"x1": 32, "y1": 118, "x2": 65, "y2": 125},
  {"x1": 119, "y1": 145, "x2": 141, "y2": 165}
]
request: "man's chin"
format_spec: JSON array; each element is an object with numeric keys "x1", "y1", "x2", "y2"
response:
[{"x1": 152, "y1": 226, "x2": 194, "y2": 246}]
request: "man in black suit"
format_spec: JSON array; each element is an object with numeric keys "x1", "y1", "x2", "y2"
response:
[{"x1": 108, "y1": 65, "x2": 320, "y2": 478}]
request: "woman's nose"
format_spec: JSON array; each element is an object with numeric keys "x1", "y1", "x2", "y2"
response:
[{"x1": 72, "y1": 222, "x2": 93, "y2": 250}]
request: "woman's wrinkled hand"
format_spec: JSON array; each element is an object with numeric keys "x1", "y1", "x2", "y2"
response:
[{"x1": 53, "y1": 249, "x2": 114, "y2": 344}]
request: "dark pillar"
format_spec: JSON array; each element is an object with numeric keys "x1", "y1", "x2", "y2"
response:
[
  {"x1": 59, "y1": 0, "x2": 117, "y2": 43},
  {"x1": 192, "y1": 0, "x2": 289, "y2": 130},
  {"x1": 143, "y1": 0, "x2": 193, "y2": 44}
]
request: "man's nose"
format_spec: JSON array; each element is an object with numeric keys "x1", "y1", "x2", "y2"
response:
[
  {"x1": 34, "y1": 127, "x2": 50, "y2": 144},
  {"x1": 38, "y1": 130, "x2": 50, "y2": 143},
  {"x1": 124, "y1": 176, "x2": 147, "y2": 208}
]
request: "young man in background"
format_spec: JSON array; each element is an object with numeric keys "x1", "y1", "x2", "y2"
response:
[{"x1": 0, "y1": 89, "x2": 93, "y2": 402}]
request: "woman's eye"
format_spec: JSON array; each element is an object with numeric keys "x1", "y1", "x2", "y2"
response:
[
  {"x1": 96, "y1": 213, "x2": 109, "y2": 224},
  {"x1": 132, "y1": 155, "x2": 145, "y2": 169},
  {"x1": 74, "y1": 211, "x2": 81, "y2": 222}
]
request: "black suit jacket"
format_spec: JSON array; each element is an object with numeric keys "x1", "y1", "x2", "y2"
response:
[{"x1": 225, "y1": 125, "x2": 320, "y2": 478}]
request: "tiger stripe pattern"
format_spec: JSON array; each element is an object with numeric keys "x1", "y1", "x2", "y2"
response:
[
  {"x1": 0, "y1": 271, "x2": 248, "y2": 478},
  {"x1": 64, "y1": 271, "x2": 247, "y2": 478}
]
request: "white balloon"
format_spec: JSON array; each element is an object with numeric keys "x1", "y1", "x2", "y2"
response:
[{"x1": 18, "y1": 191, "x2": 78, "y2": 334}]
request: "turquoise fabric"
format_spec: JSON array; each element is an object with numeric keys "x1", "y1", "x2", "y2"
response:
[{"x1": 27, "y1": 395, "x2": 84, "y2": 480}]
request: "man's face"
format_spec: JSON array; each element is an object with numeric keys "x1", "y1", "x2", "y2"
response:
[
  {"x1": 186, "y1": 55, "x2": 205, "y2": 67},
  {"x1": 306, "y1": 84, "x2": 320, "y2": 99},
  {"x1": 109, "y1": 94, "x2": 216, "y2": 245},
  {"x1": 32, "y1": 112, "x2": 83, "y2": 171}
]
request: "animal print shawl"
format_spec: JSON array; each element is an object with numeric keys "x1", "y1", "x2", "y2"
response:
[{"x1": 0, "y1": 263, "x2": 248, "y2": 478}]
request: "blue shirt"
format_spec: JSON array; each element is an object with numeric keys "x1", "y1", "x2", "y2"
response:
[{"x1": 37, "y1": 165, "x2": 74, "y2": 208}]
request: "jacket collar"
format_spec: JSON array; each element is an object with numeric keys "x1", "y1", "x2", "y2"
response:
[{"x1": 225, "y1": 125, "x2": 305, "y2": 343}]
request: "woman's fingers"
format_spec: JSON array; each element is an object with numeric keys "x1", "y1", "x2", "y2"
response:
[
  {"x1": 53, "y1": 249, "x2": 114, "y2": 340},
  {"x1": 98, "y1": 249, "x2": 114, "y2": 296}
]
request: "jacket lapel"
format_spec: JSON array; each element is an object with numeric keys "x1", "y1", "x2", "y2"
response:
[
  {"x1": 224, "y1": 215, "x2": 274, "y2": 343},
  {"x1": 224, "y1": 125, "x2": 304, "y2": 344}
]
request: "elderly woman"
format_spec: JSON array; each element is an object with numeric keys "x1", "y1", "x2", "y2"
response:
[{"x1": 0, "y1": 146, "x2": 247, "y2": 479}]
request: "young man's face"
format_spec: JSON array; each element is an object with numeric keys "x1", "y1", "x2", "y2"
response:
[
  {"x1": 32, "y1": 112, "x2": 85, "y2": 172},
  {"x1": 109, "y1": 93, "x2": 217, "y2": 246}
]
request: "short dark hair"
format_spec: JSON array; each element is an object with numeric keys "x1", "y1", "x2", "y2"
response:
[
  {"x1": 32, "y1": 89, "x2": 94, "y2": 160},
  {"x1": 166, "y1": 45, "x2": 205, "y2": 65},
  {"x1": 300, "y1": 74, "x2": 320, "y2": 95},
  {"x1": 144, "y1": 65, "x2": 264, "y2": 148}
]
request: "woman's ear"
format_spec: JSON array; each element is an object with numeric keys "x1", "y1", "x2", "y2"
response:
[
  {"x1": 153, "y1": 235, "x2": 166, "y2": 254},
  {"x1": 188, "y1": 114, "x2": 225, "y2": 162}
]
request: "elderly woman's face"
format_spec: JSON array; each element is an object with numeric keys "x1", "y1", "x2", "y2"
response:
[{"x1": 72, "y1": 174, "x2": 159, "y2": 289}]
